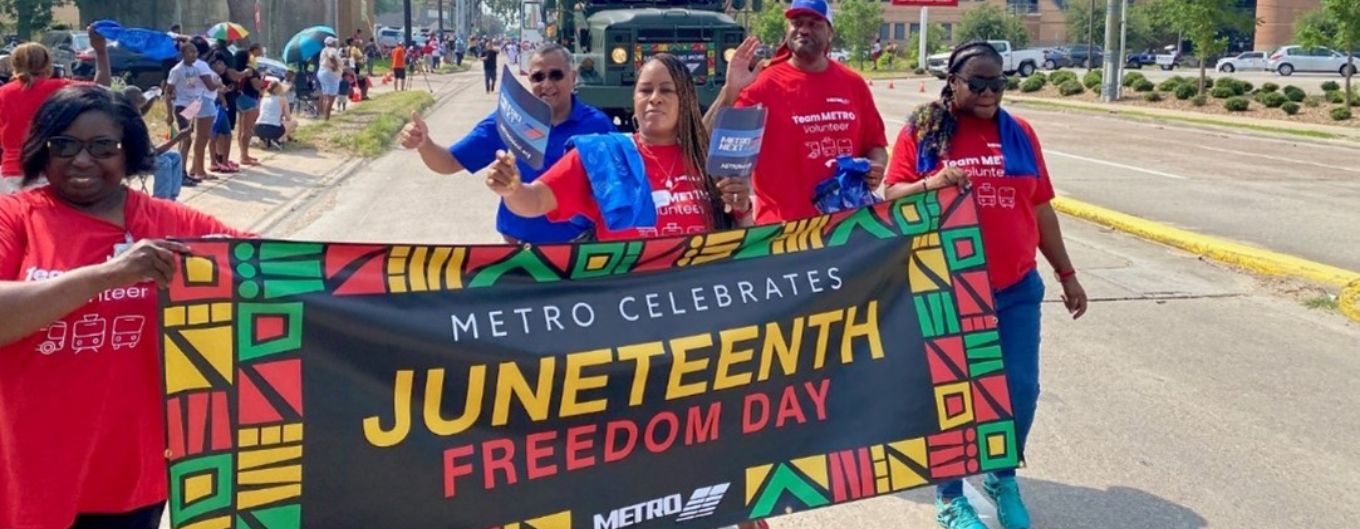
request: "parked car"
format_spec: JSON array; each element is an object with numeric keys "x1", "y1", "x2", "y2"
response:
[
  {"x1": 1065, "y1": 43, "x2": 1103, "y2": 69},
  {"x1": 1267, "y1": 45, "x2": 1358, "y2": 76},
  {"x1": 377, "y1": 27, "x2": 403, "y2": 49},
  {"x1": 1125, "y1": 49, "x2": 1156, "y2": 69},
  {"x1": 255, "y1": 57, "x2": 290, "y2": 80},
  {"x1": 926, "y1": 51, "x2": 950, "y2": 78},
  {"x1": 986, "y1": 40, "x2": 1042, "y2": 77},
  {"x1": 829, "y1": 48, "x2": 850, "y2": 63},
  {"x1": 1216, "y1": 50, "x2": 1267, "y2": 72},
  {"x1": 1043, "y1": 47, "x2": 1073, "y2": 70},
  {"x1": 41, "y1": 30, "x2": 91, "y2": 75},
  {"x1": 70, "y1": 44, "x2": 173, "y2": 89}
]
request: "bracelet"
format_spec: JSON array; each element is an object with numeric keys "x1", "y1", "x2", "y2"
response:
[
  {"x1": 730, "y1": 206, "x2": 752, "y2": 219},
  {"x1": 921, "y1": 179, "x2": 931, "y2": 193},
  {"x1": 1056, "y1": 269, "x2": 1077, "y2": 281}
]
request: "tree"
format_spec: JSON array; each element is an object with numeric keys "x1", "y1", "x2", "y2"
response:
[
  {"x1": 833, "y1": 0, "x2": 884, "y2": 68},
  {"x1": 1064, "y1": 1, "x2": 1104, "y2": 51},
  {"x1": 0, "y1": 0, "x2": 70, "y2": 41},
  {"x1": 907, "y1": 21, "x2": 949, "y2": 67},
  {"x1": 957, "y1": 4, "x2": 1029, "y2": 48},
  {"x1": 1163, "y1": 0, "x2": 1254, "y2": 95},
  {"x1": 748, "y1": 0, "x2": 786, "y2": 47},
  {"x1": 375, "y1": 0, "x2": 403, "y2": 15},
  {"x1": 1296, "y1": 0, "x2": 1360, "y2": 106},
  {"x1": 1128, "y1": 0, "x2": 1179, "y2": 52}
]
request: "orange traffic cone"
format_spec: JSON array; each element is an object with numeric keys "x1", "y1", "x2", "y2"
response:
[
  {"x1": 382, "y1": 72, "x2": 393, "y2": 85},
  {"x1": 919, "y1": 81, "x2": 926, "y2": 93},
  {"x1": 868, "y1": 79, "x2": 874, "y2": 86},
  {"x1": 888, "y1": 81, "x2": 895, "y2": 89}
]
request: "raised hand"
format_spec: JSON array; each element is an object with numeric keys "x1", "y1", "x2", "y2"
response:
[
  {"x1": 725, "y1": 37, "x2": 765, "y2": 93},
  {"x1": 399, "y1": 111, "x2": 429, "y2": 149}
]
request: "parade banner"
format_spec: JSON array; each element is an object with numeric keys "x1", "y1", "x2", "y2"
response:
[
  {"x1": 496, "y1": 64, "x2": 552, "y2": 170},
  {"x1": 159, "y1": 189, "x2": 1016, "y2": 529}
]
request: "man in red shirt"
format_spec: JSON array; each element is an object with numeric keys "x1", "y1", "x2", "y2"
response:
[{"x1": 705, "y1": 0, "x2": 888, "y2": 224}]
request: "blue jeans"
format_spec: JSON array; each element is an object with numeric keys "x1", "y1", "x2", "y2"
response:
[
  {"x1": 153, "y1": 151, "x2": 184, "y2": 201},
  {"x1": 937, "y1": 269, "x2": 1044, "y2": 498}
]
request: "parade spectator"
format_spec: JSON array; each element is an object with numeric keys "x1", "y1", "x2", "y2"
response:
[
  {"x1": 317, "y1": 37, "x2": 344, "y2": 121},
  {"x1": 454, "y1": 35, "x2": 467, "y2": 67},
  {"x1": 234, "y1": 46, "x2": 266, "y2": 166},
  {"x1": 399, "y1": 44, "x2": 615, "y2": 244},
  {"x1": 706, "y1": 0, "x2": 888, "y2": 224},
  {"x1": 0, "y1": 84, "x2": 247, "y2": 529},
  {"x1": 506, "y1": 39, "x2": 521, "y2": 73},
  {"x1": 206, "y1": 53, "x2": 240, "y2": 173},
  {"x1": 349, "y1": 38, "x2": 370, "y2": 99},
  {"x1": 255, "y1": 80, "x2": 297, "y2": 148},
  {"x1": 485, "y1": 54, "x2": 752, "y2": 240},
  {"x1": 883, "y1": 40, "x2": 1088, "y2": 529},
  {"x1": 871, "y1": 37, "x2": 883, "y2": 69},
  {"x1": 391, "y1": 42, "x2": 408, "y2": 92},
  {"x1": 165, "y1": 40, "x2": 221, "y2": 183},
  {"x1": 0, "y1": 28, "x2": 111, "y2": 194},
  {"x1": 124, "y1": 86, "x2": 193, "y2": 200},
  {"x1": 481, "y1": 41, "x2": 499, "y2": 93},
  {"x1": 431, "y1": 40, "x2": 445, "y2": 71},
  {"x1": 364, "y1": 38, "x2": 381, "y2": 77},
  {"x1": 207, "y1": 41, "x2": 242, "y2": 173}
]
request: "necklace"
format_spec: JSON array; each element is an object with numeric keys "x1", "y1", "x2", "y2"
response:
[{"x1": 638, "y1": 139, "x2": 681, "y2": 186}]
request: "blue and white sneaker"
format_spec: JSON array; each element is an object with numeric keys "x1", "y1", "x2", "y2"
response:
[
  {"x1": 983, "y1": 475, "x2": 1032, "y2": 529},
  {"x1": 936, "y1": 496, "x2": 988, "y2": 529}
]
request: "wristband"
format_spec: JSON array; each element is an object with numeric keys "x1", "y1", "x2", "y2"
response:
[
  {"x1": 1056, "y1": 269, "x2": 1077, "y2": 281},
  {"x1": 730, "y1": 206, "x2": 752, "y2": 220}
]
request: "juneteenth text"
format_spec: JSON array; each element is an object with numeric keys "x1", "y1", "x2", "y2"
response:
[{"x1": 359, "y1": 300, "x2": 886, "y2": 498}]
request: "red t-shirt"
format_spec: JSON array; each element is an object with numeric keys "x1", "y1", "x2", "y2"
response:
[
  {"x1": 541, "y1": 136, "x2": 714, "y2": 241},
  {"x1": 886, "y1": 114, "x2": 1055, "y2": 291},
  {"x1": 0, "y1": 187, "x2": 247, "y2": 529},
  {"x1": 0, "y1": 78, "x2": 80, "y2": 176},
  {"x1": 734, "y1": 60, "x2": 887, "y2": 224}
]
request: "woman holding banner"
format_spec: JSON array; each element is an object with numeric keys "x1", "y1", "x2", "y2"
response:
[
  {"x1": 0, "y1": 86, "x2": 247, "y2": 529},
  {"x1": 883, "y1": 41, "x2": 1088, "y2": 529},
  {"x1": 485, "y1": 53, "x2": 753, "y2": 240}
]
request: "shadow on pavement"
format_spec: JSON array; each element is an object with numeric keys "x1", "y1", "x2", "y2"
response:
[{"x1": 893, "y1": 478, "x2": 1207, "y2": 529}]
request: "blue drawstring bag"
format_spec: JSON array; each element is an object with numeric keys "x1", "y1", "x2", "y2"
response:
[
  {"x1": 813, "y1": 156, "x2": 882, "y2": 214},
  {"x1": 211, "y1": 104, "x2": 232, "y2": 136},
  {"x1": 568, "y1": 133, "x2": 657, "y2": 231}
]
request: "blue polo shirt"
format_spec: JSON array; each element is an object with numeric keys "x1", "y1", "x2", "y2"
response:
[{"x1": 449, "y1": 96, "x2": 616, "y2": 243}]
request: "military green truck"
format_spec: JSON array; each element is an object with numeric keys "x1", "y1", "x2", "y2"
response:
[{"x1": 552, "y1": 0, "x2": 760, "y2": 129}]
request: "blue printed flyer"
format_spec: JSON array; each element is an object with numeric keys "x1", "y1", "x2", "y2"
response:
[
  {"x1": 705, "y1": 106, "x2": 767, "y2": 179},
  {"x1": 495, "y1": 64, "x2": 553, "y2": 170}
]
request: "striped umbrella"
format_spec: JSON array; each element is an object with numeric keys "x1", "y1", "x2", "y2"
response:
[{"x1": 205, "y1": 22, "x2": 250, "y2": 42}]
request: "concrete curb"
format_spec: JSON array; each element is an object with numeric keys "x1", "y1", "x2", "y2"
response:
[{"x1": 1051, "y1": 197, "x2": 1360, "y2": 322}]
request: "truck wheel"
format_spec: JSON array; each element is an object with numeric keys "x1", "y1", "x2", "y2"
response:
[
  {"x1": 1044, "y1": 59, "x2": 1056, "y2": 70},
  {"x1": 1019, "y1": 62, "x2": 1036, "y2": 77}
]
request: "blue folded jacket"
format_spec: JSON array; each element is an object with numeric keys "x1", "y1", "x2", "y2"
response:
[
  {"x1": 568, "y1": 134, "x2": 657, "y2": 231},
  {"x1": 916, "y1": 108, "x2": 1039, "y2": 177},
  {"x1": 814, "y1": 156, "x2": 882, "y2": 214}
]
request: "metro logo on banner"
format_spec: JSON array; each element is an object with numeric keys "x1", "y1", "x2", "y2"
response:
[
  {"x1": 158, "y1": 189, "x2": 1016, "y2": 529},
  {"x1": 891, "y1": 0, "x2": 960, "y2": 6}
]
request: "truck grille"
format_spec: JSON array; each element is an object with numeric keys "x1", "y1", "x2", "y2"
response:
[
  {"x1": 637, "y1": 27, "x2": 716, "y2": 42},
  {"x1": 634, "y1": 42, "x2": 718, "y2": 84}
]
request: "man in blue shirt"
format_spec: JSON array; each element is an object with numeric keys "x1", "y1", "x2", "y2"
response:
[{"x1": 399, "y1": 43, "x2": 616, "y2": 243}]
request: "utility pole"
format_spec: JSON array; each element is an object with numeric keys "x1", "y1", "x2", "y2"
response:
[
  {"x1": 439, "y1": 0, "x2": 446, "y2": 36},
  {"x1": 1086, "y1": 0, "x2": 1095, "y2": 70},
  {"x1": 1099, "y1": 0, "x2": 1121, "y2": 101},
  {"x1": 404, "y1": 0, "x2": 414, "y2": 46}
]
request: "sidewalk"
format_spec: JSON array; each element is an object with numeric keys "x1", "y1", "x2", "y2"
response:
[{"x1": 175, "y1": 68, "x2": 474, "y2": 231}]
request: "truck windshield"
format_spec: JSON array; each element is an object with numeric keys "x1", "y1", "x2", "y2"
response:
[{"x1": 587, "y1": 0, "x2": 722, "y2": 8}]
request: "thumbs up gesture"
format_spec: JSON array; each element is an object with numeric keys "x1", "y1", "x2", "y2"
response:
[{"x1": 399, "y1": 111, "x2": 429, "y2": 149}]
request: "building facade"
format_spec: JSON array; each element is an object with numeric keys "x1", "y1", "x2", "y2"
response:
[
  {"x1": 1254, "y1": 0, "x2": 1318, "y2": 51},
  {"x1": 873, "y1": 0, "x2": 1070, "y2": 49}
]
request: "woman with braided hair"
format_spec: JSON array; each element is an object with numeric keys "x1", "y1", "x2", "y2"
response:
[
  {"x1": 485, "y1": 53, "x2": 753, "y2": 240},
  {"x1": 884, "y1": 41, "x2": 1089, "y2": 529}
]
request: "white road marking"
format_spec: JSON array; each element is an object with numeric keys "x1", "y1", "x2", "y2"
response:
[
  {"x1": 884, "y1": 117, "x2": 1191, "y2": 181},
  {"x1": 963, "y1": 480, "x2": 1004, "y2": 529},
  {"x1": 1194, "y1": 144, "x2": 1360, "y2": 173},
  {"x1": 1045, "y1": 150, "x2": 1190, "y2": 180}
]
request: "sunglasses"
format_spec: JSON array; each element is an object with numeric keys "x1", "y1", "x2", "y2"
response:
[
  {"x1": 963, "y1": 76, "x2": 1008, "y2": 94},
  {"x1": 529, "y1": 69, "x2": 566, "y2": 83},
  {"x1": 47, "y1": 136, "x2": 122, "y2": 159}
]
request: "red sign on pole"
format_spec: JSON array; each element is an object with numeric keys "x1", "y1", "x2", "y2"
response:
[{"x1": 891, "y1": 0, "x2": 959, "y2": 6}]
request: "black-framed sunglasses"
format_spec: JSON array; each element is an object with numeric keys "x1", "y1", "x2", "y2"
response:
[
  {"x1": 529, "y1": 69, "x2": 566, "y2": 83},
  {"x1": 47, "y1": 136, "x2": 122, "y2": 159},
  {"x1": 964, "y1": 76, "x2": 1008, "y2": 94}
]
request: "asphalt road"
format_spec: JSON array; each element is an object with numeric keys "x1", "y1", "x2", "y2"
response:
[
  {"x1": 871, "y1": 79, "x2": 1360, "y2": 272},
  {"x1": 269, "y1": 71, "x2": 1360, "y2": 528}
]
